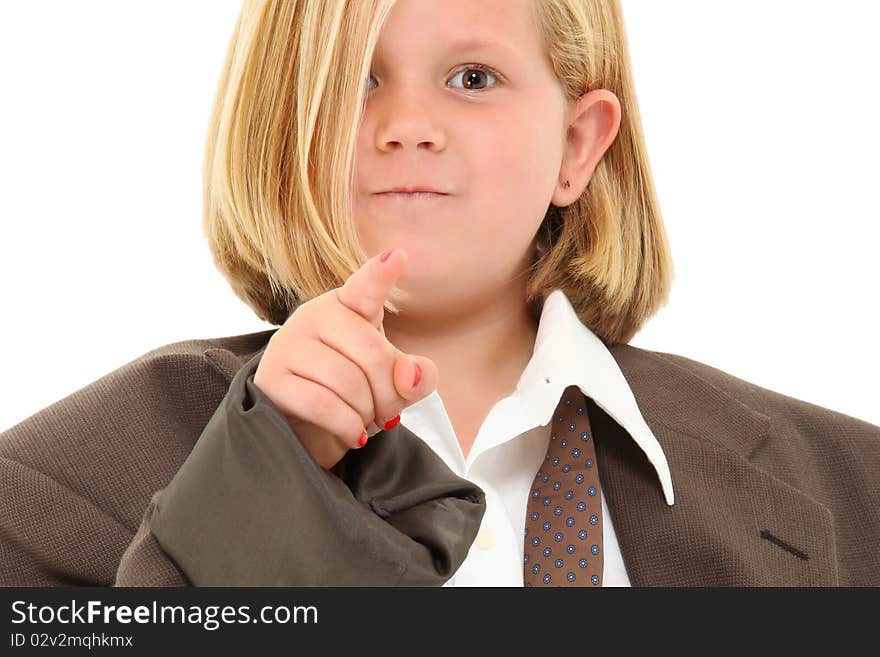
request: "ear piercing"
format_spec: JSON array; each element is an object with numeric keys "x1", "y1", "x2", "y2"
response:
[{"x1": 563, "y1": 180, "x2": 571, "y2": 189}]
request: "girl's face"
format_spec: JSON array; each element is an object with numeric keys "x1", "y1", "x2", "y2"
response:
[{"x1": 351, "y1": 0, "x2": 568, "y2": 317}]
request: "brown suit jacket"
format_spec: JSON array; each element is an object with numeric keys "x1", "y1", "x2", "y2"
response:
[{"x1": 1, "y1": 328, "x2": 878, "y2": 586}]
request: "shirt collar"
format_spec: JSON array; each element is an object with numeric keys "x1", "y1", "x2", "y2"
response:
[
  {"x1": 519, "y1": 288, "x2": 675, "y2": 506},
  {"x1": 401, "y1": 288, "x2": 675, "y2": 506}
]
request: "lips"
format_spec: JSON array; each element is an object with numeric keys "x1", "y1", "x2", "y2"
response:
[
  {"x1": 375, "y1": 191, "x2": 448, "y2": 201},
  {"x1": 376, "y1": 185, "x2": 449, "y2": 194}
]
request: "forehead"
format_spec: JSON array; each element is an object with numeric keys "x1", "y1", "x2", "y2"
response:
[{"x1": 375, "y1": 0, "x2": 541, "y2": 58}]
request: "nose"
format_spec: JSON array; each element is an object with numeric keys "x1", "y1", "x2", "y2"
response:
[{"x1": 372, "y1": 86, "x2": 446, "y2": 153}]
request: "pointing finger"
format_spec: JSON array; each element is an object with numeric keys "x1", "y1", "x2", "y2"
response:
[{"x1": 335, "y1": 247, "x2": 408, "y2": 330}]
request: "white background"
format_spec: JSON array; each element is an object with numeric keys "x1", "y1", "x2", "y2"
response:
[{"x1": 1, "y1": 1, "x2": 877, "y2": 433}]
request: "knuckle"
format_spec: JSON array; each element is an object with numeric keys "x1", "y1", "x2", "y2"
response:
[
  {"x1": 339, "y1": 366, "x2": 367, "y2": 409},
  {"x1": 298, "y1": 337, "x2": 322, "y2": 363},
  {"x1": 307, "y1": 386, "x2": 335, "y2": 418},
  {"x1": 360, "y1": 335, "x2": 388, "y2": 371},
  {"x1": 293, "y1": 295, "x2": 323, "y2": 324},
  {"x1": 288, "y1": 298, "x2": 311, "y2": 322}
]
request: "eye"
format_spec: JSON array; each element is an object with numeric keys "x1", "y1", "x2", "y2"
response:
[
  {"x1": 364, "y1": 64, "x2": 501, "y2": 94},
  {"x1": 448, "y1": 64, "x2": 500, "y2": 92}
]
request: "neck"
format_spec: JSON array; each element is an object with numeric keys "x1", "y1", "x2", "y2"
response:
[{"x1": 382, "y1": 279, "x2": 541, "y2": 397}]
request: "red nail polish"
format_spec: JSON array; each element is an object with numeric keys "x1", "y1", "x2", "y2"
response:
[
  {"x1": 380, "y1": 248, "x2": 394, "y2": 263},
  {"x1": 383, "y1": 415, "x2": 400, "y2": 430},
  {"x1": 412, "y1": 362, "x2": 422, "y2": 388},
  {"x1": 358, "y1": 431, "x2": 368, "y2": 447}
]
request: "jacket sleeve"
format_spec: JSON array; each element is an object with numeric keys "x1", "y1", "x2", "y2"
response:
[
  {"x1": 113, "y1": 490, "x2": 192, "y2": 586},
  {"x1": 0, "y1": 456, "x2": 189, "y2": 586},
  {"x1": 147, "y1": 348, "x2": 487, "y2": 586},
  {"x1": 0, "y1": 343, "x2": 485, "y2": 587}
]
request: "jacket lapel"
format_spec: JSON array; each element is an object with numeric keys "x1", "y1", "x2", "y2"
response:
[{"x1": 592, "y1": 343, "x2": 838, "y2": 586}]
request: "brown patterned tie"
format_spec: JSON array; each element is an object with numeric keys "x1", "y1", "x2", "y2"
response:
[{"x1": 523, "y1": 385, "x2": 603, "y2": 586}]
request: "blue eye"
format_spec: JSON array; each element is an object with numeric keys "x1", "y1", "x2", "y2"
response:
[{"x1": 365, "y1": 64, "x2": 501, "y2": 94}]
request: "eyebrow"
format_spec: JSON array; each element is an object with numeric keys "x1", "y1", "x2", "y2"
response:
[{"x1": 443, "y1": 37, "x2": 517, "y2": 57}]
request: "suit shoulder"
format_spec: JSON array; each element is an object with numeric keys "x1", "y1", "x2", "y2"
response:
[
  {"x1": 637, "y1": 347, "x2": 879, "y2": 437},
  {"x1": 133, "y1": 327, "x2": 275, "y2": 373},
  {"x1": 0, "y1": 328, "x2": 274, "y2": 531},
  {"x1": 142, "y1": 328, "x2": 276, "y2": 360}
]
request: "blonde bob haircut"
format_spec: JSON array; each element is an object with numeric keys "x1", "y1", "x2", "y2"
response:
[{"x1": 202, "y1": 0, "x2": 674, "y2": 346}]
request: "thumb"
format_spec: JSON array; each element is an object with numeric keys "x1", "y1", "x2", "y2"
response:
[{"x1": 393, "y1": 353, "x2": 438, "y2": 402}]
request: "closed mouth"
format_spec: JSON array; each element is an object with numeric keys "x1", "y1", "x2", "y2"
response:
[{"x1": 376, "y1": 191, "x2": 448, "y2": 199}]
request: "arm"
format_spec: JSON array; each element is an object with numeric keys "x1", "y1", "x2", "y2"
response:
[
  {"x1": 149, "y1": 349, "x2": 487, "y2": 586},
  {"x1": 0, "y1": 457, "x2": 188, "y2": 586},
  {"x1": 0, "y1": 345, "x2": 485, "y2": 587},
  {"x1": 114, "y1": 490, "x2": 191, "y2": 586}
]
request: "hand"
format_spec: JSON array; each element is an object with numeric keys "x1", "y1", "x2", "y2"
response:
[{"x1": 252, "y1": 248, "x2": 438, "y2": 470}]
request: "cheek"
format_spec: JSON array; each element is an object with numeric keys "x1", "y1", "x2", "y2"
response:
[
  {"x1": 468, "y1": 113, "x2": 557, "y2": 238},
  {"x1": 351, "y1": 199, "x2": 378, "y2": 256},
  {"x1": 481, "y1": 105, "x2": 555, "y2": 188}
]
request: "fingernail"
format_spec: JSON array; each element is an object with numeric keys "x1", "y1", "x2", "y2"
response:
[
  {"x1": 383, "y1": 415, "x2": 400, "y2": 430},
  {"x1": 380, "y1": 248, "x2": 394, "y2": 263},
  {"x1": 358, "y1": 430, "x2": 368, "y2": 448},
  {"x1": 411, "y1": 362, "x2": 422, "y2": 388}
]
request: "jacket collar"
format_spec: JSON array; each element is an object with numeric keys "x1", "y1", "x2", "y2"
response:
[
  {"x1": 597, "y1": 342, "x2": 838, "y2": 586},
  {"x1": 607, "y1": 342, "x2": 771, "y2": 461}
]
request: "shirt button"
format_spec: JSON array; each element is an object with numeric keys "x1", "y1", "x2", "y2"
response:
[{"x1": 475, "y1": 525, "x2": 495, "y2": 550}]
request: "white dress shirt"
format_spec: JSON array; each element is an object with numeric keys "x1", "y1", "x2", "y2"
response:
[{"x1": 399, "y1": 288, "x2": 676, "y2": 586}]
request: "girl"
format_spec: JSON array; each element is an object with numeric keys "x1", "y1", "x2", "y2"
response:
[{"x1": 1, "y1": 0, "x2": 877, "y2": 587}]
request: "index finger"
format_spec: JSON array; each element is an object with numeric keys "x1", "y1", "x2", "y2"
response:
[{"x1": 335, "y1": 247, "x2": 408, "y2": 330}]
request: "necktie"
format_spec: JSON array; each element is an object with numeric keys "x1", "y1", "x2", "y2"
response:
[{"x1": 523, "y1": 385, "x2": 603, "y2": 586}]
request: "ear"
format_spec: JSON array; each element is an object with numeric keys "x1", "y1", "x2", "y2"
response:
[{"x1": 552, "y1": 89, "x2": 622, "y2": 207}]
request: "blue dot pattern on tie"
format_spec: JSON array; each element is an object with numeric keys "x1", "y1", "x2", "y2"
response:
[{"x1": 523, "y1": 385, "x2": 603, "y2": 587}]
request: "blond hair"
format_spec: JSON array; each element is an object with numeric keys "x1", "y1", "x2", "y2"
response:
[{"x1": 202, "y1": 0, "x2": 674, "y2": 345}]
